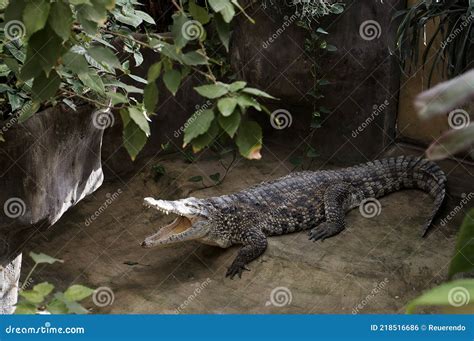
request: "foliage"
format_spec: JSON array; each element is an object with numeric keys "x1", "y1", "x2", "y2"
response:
[
  {"x1": 414, "y1": 69, "x2": 474, "y2": 160},
  {"x1": 262, "y1": 0, "x2": 344, "y2": 23},
  {"x1": 0, "y1": 0, "x2": 275, "y2": 160},
  {"x1": 406, "y1": 67, "x2": 474, "y2": 313},
  {"x1": 15, "y1": 252, "x2": 94, "y2": 314},
  {"x1": 406, "y1": 210, "x2": 474, "y2": 313},
  {"x1": 394, "y1": 0, "x2": 474, "y2": 85}
]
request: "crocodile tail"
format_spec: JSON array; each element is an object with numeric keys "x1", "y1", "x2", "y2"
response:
[{"x1": 384, "y1": 155, "x2": 446, "y2": 236}]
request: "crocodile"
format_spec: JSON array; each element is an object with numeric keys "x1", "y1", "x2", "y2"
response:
[{"x1": 141, "y1": 155, "x2": 446, "y2": 279}]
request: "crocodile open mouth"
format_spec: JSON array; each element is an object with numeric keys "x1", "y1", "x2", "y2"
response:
[{"x1": 141, "y1": 197, "x2": 207, "y2": 247}]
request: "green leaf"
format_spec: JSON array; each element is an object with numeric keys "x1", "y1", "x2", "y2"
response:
[
  {"x1": 218, "y1": 110, "x2": 241, "y2": 137},
  {"x1": 229, "y1": 81, "x2": 247, "y2": 92},
  {"x1": 23, "y1": 0, "x2": 51, "y2": 36},
  {"x1": 22, "y1": 27, "x2": 64, "y2": 77},
  {"x1": 128, "y1": 107, "x2": 150, "y2": 136},
  {"x1": 33, "y1": 282, "x2": 54, "y2": 297},
  {"x1": 215, "y1": 13, "x2": 231, "y2": 52},
  {"x1": 49, "y1": 1, "x2": 74, "y2": 41},
  {"x1": 144, "y1": 82, "x2": 159, "y2": 113},
  {"x1": 236, "y1": 94, "x2": 261, "y2": 111},
  {"x1": 31, "y1": 70, "x2": 61, "y2": 102},
  {"x1": 217, "y1": 97, "x2": 237, "y2": 116},
  {"x1": 188, "y1": 175, "x2": 203, "y2": 182},
  {"x1": 183, "y1": 109, "x2": 215, "y2": 147},
  {"x1": 123, "y1": 119, "x2": 147, "y2": 161},
  {"x1": 88, "y1": 46, "x2": 121, "y2": 69},
  {"x1": 78, "y1": 72, "x2": 105, "y2": 94},
  {"x1": 242, "y1": 87, "x2": 276, "y2": 99},
  {"x1": 18, "y1": 101, "x2": 40, "y2": 123},
  {"x1": 191, "y1": 120, "x2": 219, "y2": 152},
  {"x1": 189, "y1": 1, "x2": 211, "y2": 24},
  {"x1": 62, "y1": 52, "x2": 89, "y2": 75},
  {"x1": 316, "y1": 27, "x2": 329, "y2": 35},
  {"x1": 209, "y1": 0, "x2": 235, "y2": 23},
  {"x1": 46, "y1": 299, "x2": 68, "y2": 314},
  {"x1": 448, "y1": 209, "x2": 474, "y2": 278},
  {"x1": 236, "y1": 121, "x2": 262, "y2": 159},
  {"x1": 29, "y1": 252, "x2": 64, "y2": 265},
  {"x1": 194, "y1": 83, "x2": 229, "y2": 99},
  {"x1": 134, "y1": 10, "x2": 155, "y2": 24},
  {"x1": 415, "y1": 69, "x2": 474, "y2": 119},
  {"x1": 406, "y1": 279, "x2": 474, "y2": 313},
  {"x1": 182, "y1": 51, "x2": 208, "y2": 66},
  {"x1": 426, "y1": 125, "x2": 474, "y2": 160},
  {"x1": 171, "y1": 12, "x2": 189, "y2": 49},
  {"x1": 19, "y1": 290, "x2": 45, "y2": 304},
  {"x1": 147, "y1": 62, "x2": 162, "y2": 82},
  {"x1": 210, "y1": 173, "x2": 221, "y2": 182},
  {"x1": 163, "y1": 69, "x2": 182, "y2": 96},
  {"x1": 14, "y1": 302, "x2": 37, "y2": 315},
  {"x1": 64, "y1": 285, "x2": 94, "y2": 302}
]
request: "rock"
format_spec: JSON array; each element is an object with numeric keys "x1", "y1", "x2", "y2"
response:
[{"x1": 0, "y1": 104, "x2": 104, "y2": 313}]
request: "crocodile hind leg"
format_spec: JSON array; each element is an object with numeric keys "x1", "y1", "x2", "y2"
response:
[
  {"x1": 226, "y1": 228, "x2": 267, "y2": 279},
  {"x1": 309, "y1": 182, "x2": 356, "y2": 242}
]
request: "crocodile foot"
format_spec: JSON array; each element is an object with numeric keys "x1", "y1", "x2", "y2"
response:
[
  {"x1": 225, "y1": 262, "x2": 250, "y2": 279},
  {"x1": 308, "y1": 222, "x2": 344, "y2": 242}
]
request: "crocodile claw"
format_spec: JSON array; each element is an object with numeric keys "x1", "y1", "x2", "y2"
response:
[
  {"x1": 308, "y1": 222, "x2": 344, "y2": 242},
  {"x1": 225, "y1": 262, "x2": 250, "y2": 279}
]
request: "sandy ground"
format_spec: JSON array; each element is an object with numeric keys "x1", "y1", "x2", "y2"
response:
[{"x1": 21, "y1": 146, "x2": 463, "y2": 314}]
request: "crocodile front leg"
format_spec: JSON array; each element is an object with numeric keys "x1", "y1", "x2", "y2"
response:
[
  {"x1": 309, "y1": 182, "x2": 356, "y2": 242},
  {"x1": 226, "y1": 228, "x2": 267, "y2": 279}
]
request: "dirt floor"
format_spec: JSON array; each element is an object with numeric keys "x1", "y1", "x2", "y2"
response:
[{"x1": 21, "y1": 144, "x2": 464, "y2": 314}]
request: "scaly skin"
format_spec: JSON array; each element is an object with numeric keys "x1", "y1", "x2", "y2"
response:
[{"x1": 142, "y1": 155, "x2": 446, "y2": 279}]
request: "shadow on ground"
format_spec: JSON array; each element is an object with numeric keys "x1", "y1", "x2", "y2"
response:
[{"x1": 21, "y1": 146, "x2": 462, "y2": 314}]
